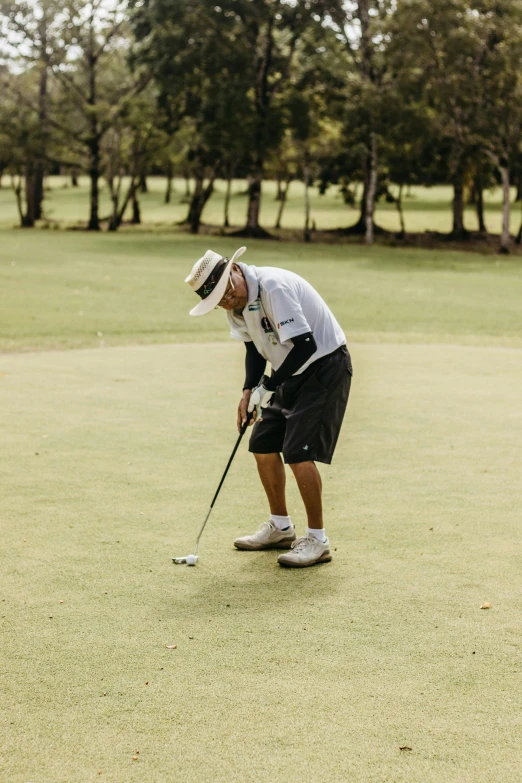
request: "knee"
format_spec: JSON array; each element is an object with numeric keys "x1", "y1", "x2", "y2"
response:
[
  {"x1": 253, "y1": 452, "x2": 280, "y2": 464},
  {"x1": 288, "y1": 460, "x2": 315, "y2": 472},
  {"x1": 288, "y1": 460, "x2": 318, "y2": 480}
]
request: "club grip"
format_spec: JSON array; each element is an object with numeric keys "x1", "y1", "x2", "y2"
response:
[{"x1": 240, "y1": 410, "x2": 254, "y2": 435}]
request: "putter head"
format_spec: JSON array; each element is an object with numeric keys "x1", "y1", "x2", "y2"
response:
[{"x1": 172, "y1": 555, "x2": 198, "y2": 566}]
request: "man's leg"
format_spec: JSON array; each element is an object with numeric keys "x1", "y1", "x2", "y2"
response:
[
  {"x1": 233, "y1": 452, "x2": 295, "y2": 550},
  {"x1": 254, "y1": 452, "x2": 288, "y2": 516},
  {"x1": 288, "y1": 460, "x2": 323, "y2": 529},
  {"x1": 277, "y1": 459, "x2": 330, "y2": 567}
]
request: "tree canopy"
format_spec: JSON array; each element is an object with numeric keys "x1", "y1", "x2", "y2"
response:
[{"x1": 2, "y1": 0, "x2": 522, "y2": 251}]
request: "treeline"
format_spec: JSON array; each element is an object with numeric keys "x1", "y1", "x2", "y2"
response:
[{"x1": 1, "y1": 0, "x2": 522, "y2": 251}]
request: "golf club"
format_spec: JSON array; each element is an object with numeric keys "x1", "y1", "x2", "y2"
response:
[{"x1": 173, "y1": 412, "x2": 253, "y2": 566}]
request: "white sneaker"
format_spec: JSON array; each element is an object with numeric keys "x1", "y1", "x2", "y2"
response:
[
  {"x1": 234, "y1": 521, "x2": 296, "y2": 551},
  {"x1": 277, "y1": 535, "x2": 332, "y2": 568}
]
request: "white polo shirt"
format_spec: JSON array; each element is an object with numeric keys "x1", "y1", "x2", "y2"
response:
[{"x1": 226, "y1": 263, "x2": 346, "y2": 374}]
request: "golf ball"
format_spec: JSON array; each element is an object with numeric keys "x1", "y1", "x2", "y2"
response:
[{"x1": 186, "y1": 555, "x2": 198, "y2": 566}]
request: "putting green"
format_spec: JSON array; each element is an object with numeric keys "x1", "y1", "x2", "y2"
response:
[{"x1": 1, "y1": 340, "x2": 522, "y2": 782}]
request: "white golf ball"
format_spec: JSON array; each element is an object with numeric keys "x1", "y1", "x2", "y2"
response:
[{"x1": 186, "y1": 555, "x2": 198, "y2": 566}]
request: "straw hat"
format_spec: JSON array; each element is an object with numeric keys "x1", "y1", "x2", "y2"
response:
[{"x1": 185, "y1": 246, "x2": 247, "y2": 316}]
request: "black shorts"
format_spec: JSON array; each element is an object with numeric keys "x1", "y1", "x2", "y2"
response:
[{"x1": 248, "y1": 345, "x2": 352, "y2": 465}]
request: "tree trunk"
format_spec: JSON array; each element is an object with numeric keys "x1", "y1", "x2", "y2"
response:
[
  {"x1": 235, "y1": 17, "x2": 275, "y2": 239},
  {"x1": 396, "y1": 183, "x2": 405, "y2": 238},
  {"x1": 184, "y1": 174, "x2": 191, "y2": 198},
  {"x1": 275, "y1": 178, "x2": 292, "y2": 229},
  {"x1": 365, "y1": 133, "x2": 377, "y2": 245},
  {"x1": 304, "y1": 156, "x2": 311, "y2": 242},
  {"x1": 276, "y1": 177, "x2": 284, "y2": 201},
  {"x1": 11, "y1": 174, "x2": 28, "y2": 227},
  {"x1": 164, "y1": 161, "x2": 173, "y2": 204},
  {"x1": 230, "y1": 163, "x2": 271, "y2": 238},
  {"x1": 340, "y1": 159, "x2": 369, "y2": 234},
  {"x1": 131, "y1": 192, "x2": 141, "y2": 224},
  {"x1": 13, "y1": 177, "x2": 24, "y2": 224},
  {"x1": 475, "y1": 169, "x2": 486, "y2": 233},
  {"x1": 108, "y1": 193, "x2": 119, "y2": 231},
  {"x1": 23, "y1": 169, "x2": 36, "y2": 227},
  {"x1": 246, "y1": 165, "x2": 263, "y2": 233},
  {"x1": 71, "y1": 171, "x2": 79, "y2": 187},
  {"x1": 87, "y1": 34, "x2": 100, "y2": 231},
  {"x1": 139, "y1": 171, "x2": 148, "y2": 194},
  {"x1": 499, "y1": 165, "x2": 510, "y2": 254},
  {"x1": 88, "y1": 144, "x2": 100, "y2": 230},
  {"x1": 108, "y1": 178, "x2": 137, "y2": 231},
  {"x1": 223, "y1": 169, "x2": 233, "y2": 228},
  {"x1": 452, "y1": 163, "x2": 467, "y2": 238},
  {"x1": 107, "y1": 172, "x2": 122, "y2": 231},
  {"x1": 186, "y1": 167, "x2": 216, "y2": 234},
  {"x1": 34, "y1": 163, "x2": 44, "y2": 221},
  {"x1": 34, "y1": 17, "x2": 48, "y2": 221}
]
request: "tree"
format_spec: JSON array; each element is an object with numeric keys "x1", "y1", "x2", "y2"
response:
[
  {"x1": 0, "y1": 70, "x2": 46, "y2": 226},
  {"x1": 0, "y1": 0, "x2": 63, "y2": 222},
  {"x1": 226, "y1": 0, "x2": 333, "y2": 238},
  {"x1": 48, "y1": 0, "x2": 150, "y2": 230},
  {"x1": 392, "y1": 0, "x2": 503, "y2": 239},
  {"x1": 132, "y1": 0, "x2": 254, "y2": 234},
  {"x1": 473, "y1": 0, "x2": 522, "y2": 253},
  {"x1": 325, "y1": 0, "x2": 396, "y2": 243},
  {"x1": 102, "y1": 86, "x2": 165, "y2": 230}
]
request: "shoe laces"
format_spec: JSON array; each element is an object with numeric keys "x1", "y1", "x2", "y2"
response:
[{"x1": 290, "y1": 535, "x2": 313, "y2": 552}]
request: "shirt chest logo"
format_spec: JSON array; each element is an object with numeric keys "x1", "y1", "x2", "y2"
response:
[{"x1": 261, "y1": 317, "x2": 273, "y2": 334}]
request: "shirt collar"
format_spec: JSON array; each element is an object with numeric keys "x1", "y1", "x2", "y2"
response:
[{"x1": 237, "y1": 262, "x2": 259, "y2": 307}]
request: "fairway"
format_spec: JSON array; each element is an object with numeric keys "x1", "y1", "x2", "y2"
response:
[{"x1": 1, "y1": 234, "x2": 522, "y2": 782}]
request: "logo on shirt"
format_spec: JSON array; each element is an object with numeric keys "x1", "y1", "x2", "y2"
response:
[
  {"x1": 277, "y1": 318, "x2": 294, "y2": 328},
  {"x1": 261, "y1": 317, "x2": 273, "y2": 334},
  {"x1": 248, "y1": 298, "x2": 261, "y2": 312}
]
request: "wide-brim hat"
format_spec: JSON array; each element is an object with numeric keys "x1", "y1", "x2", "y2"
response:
[{"x1": 185, "y1": 246, "x2": 247, "y2": 316}]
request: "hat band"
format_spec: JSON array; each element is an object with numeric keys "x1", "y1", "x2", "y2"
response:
[{"x1": 195, "y1": 258, "x2": 228, "y2": 299}]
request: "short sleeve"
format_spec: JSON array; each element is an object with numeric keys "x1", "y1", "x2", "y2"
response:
[
  {"x1": 226, "y1": 311, "x2": 251, "y2": 342},
  {"x1": 266, "y1": 285, "x2": 311, "y2": 344}
]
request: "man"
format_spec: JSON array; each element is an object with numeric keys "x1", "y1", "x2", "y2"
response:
[{"x1": 185, "y1": 245, "x2": 352, "y2": 568}]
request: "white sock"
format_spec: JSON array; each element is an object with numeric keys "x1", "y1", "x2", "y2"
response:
[
  {"x1": 270, "y1": 514, "x2": 292, "y2": 531},
  {"x1": 307, "y1": 527, "x2": 326, "y2": 543}
]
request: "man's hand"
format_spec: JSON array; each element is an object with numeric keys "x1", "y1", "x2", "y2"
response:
[
  {"x1": 247, "y1": 383, "x2": 274, "y2": 421},
  {"x1": 237, "y1": 389, "x2": 255, "y2": 433}
]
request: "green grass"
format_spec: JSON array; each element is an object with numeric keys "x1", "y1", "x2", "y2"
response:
[
  {"x1": 1, "y1": 231, "x2": 522, "y2": 781},
  {"x1": 1, "y1": 231, "x2": 522, "y2": 352},
  {"x1": 1, "y1": 341, "x2": 522, "y2": 782},
  {"x1": 1, "y1": 175, "x2": 522, "y2": 234}
]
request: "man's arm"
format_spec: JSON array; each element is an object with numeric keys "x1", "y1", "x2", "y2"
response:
[
  {"x1": 237, "y1": 341, "x2": 267, "y2": 432},
  {"x1": 246, "y1": 332, "x2": 317, "y2": 422},
  {"x1": 263, "y1": 332, "x2": 317, "y2": 391},
  {"x1": 243, "y1": 340, "x2": 267, "y2": 391}
]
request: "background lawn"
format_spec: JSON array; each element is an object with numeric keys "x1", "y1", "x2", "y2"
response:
[
  {"x1": 1, "y1": 231, "x2": 522, "y2": 352},
  {"x1": 2, "y1": 176, "x2": 522, "y2": 235},
  {"x1": 1, "y1": 231, "x2": 522, "y2": 782}
]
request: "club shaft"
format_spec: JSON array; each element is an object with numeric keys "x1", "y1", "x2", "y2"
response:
[
  {"x1": 193, "y1": 418, "x2": 250, "y2": 555},
  {"x1": 210, "y1": 419, "x2": 249, "y2": 509}
]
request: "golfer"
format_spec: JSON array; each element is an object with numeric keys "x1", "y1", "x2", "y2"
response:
[{"x1": 185, "y1": 246, "x2": 352, "y2": 567}]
